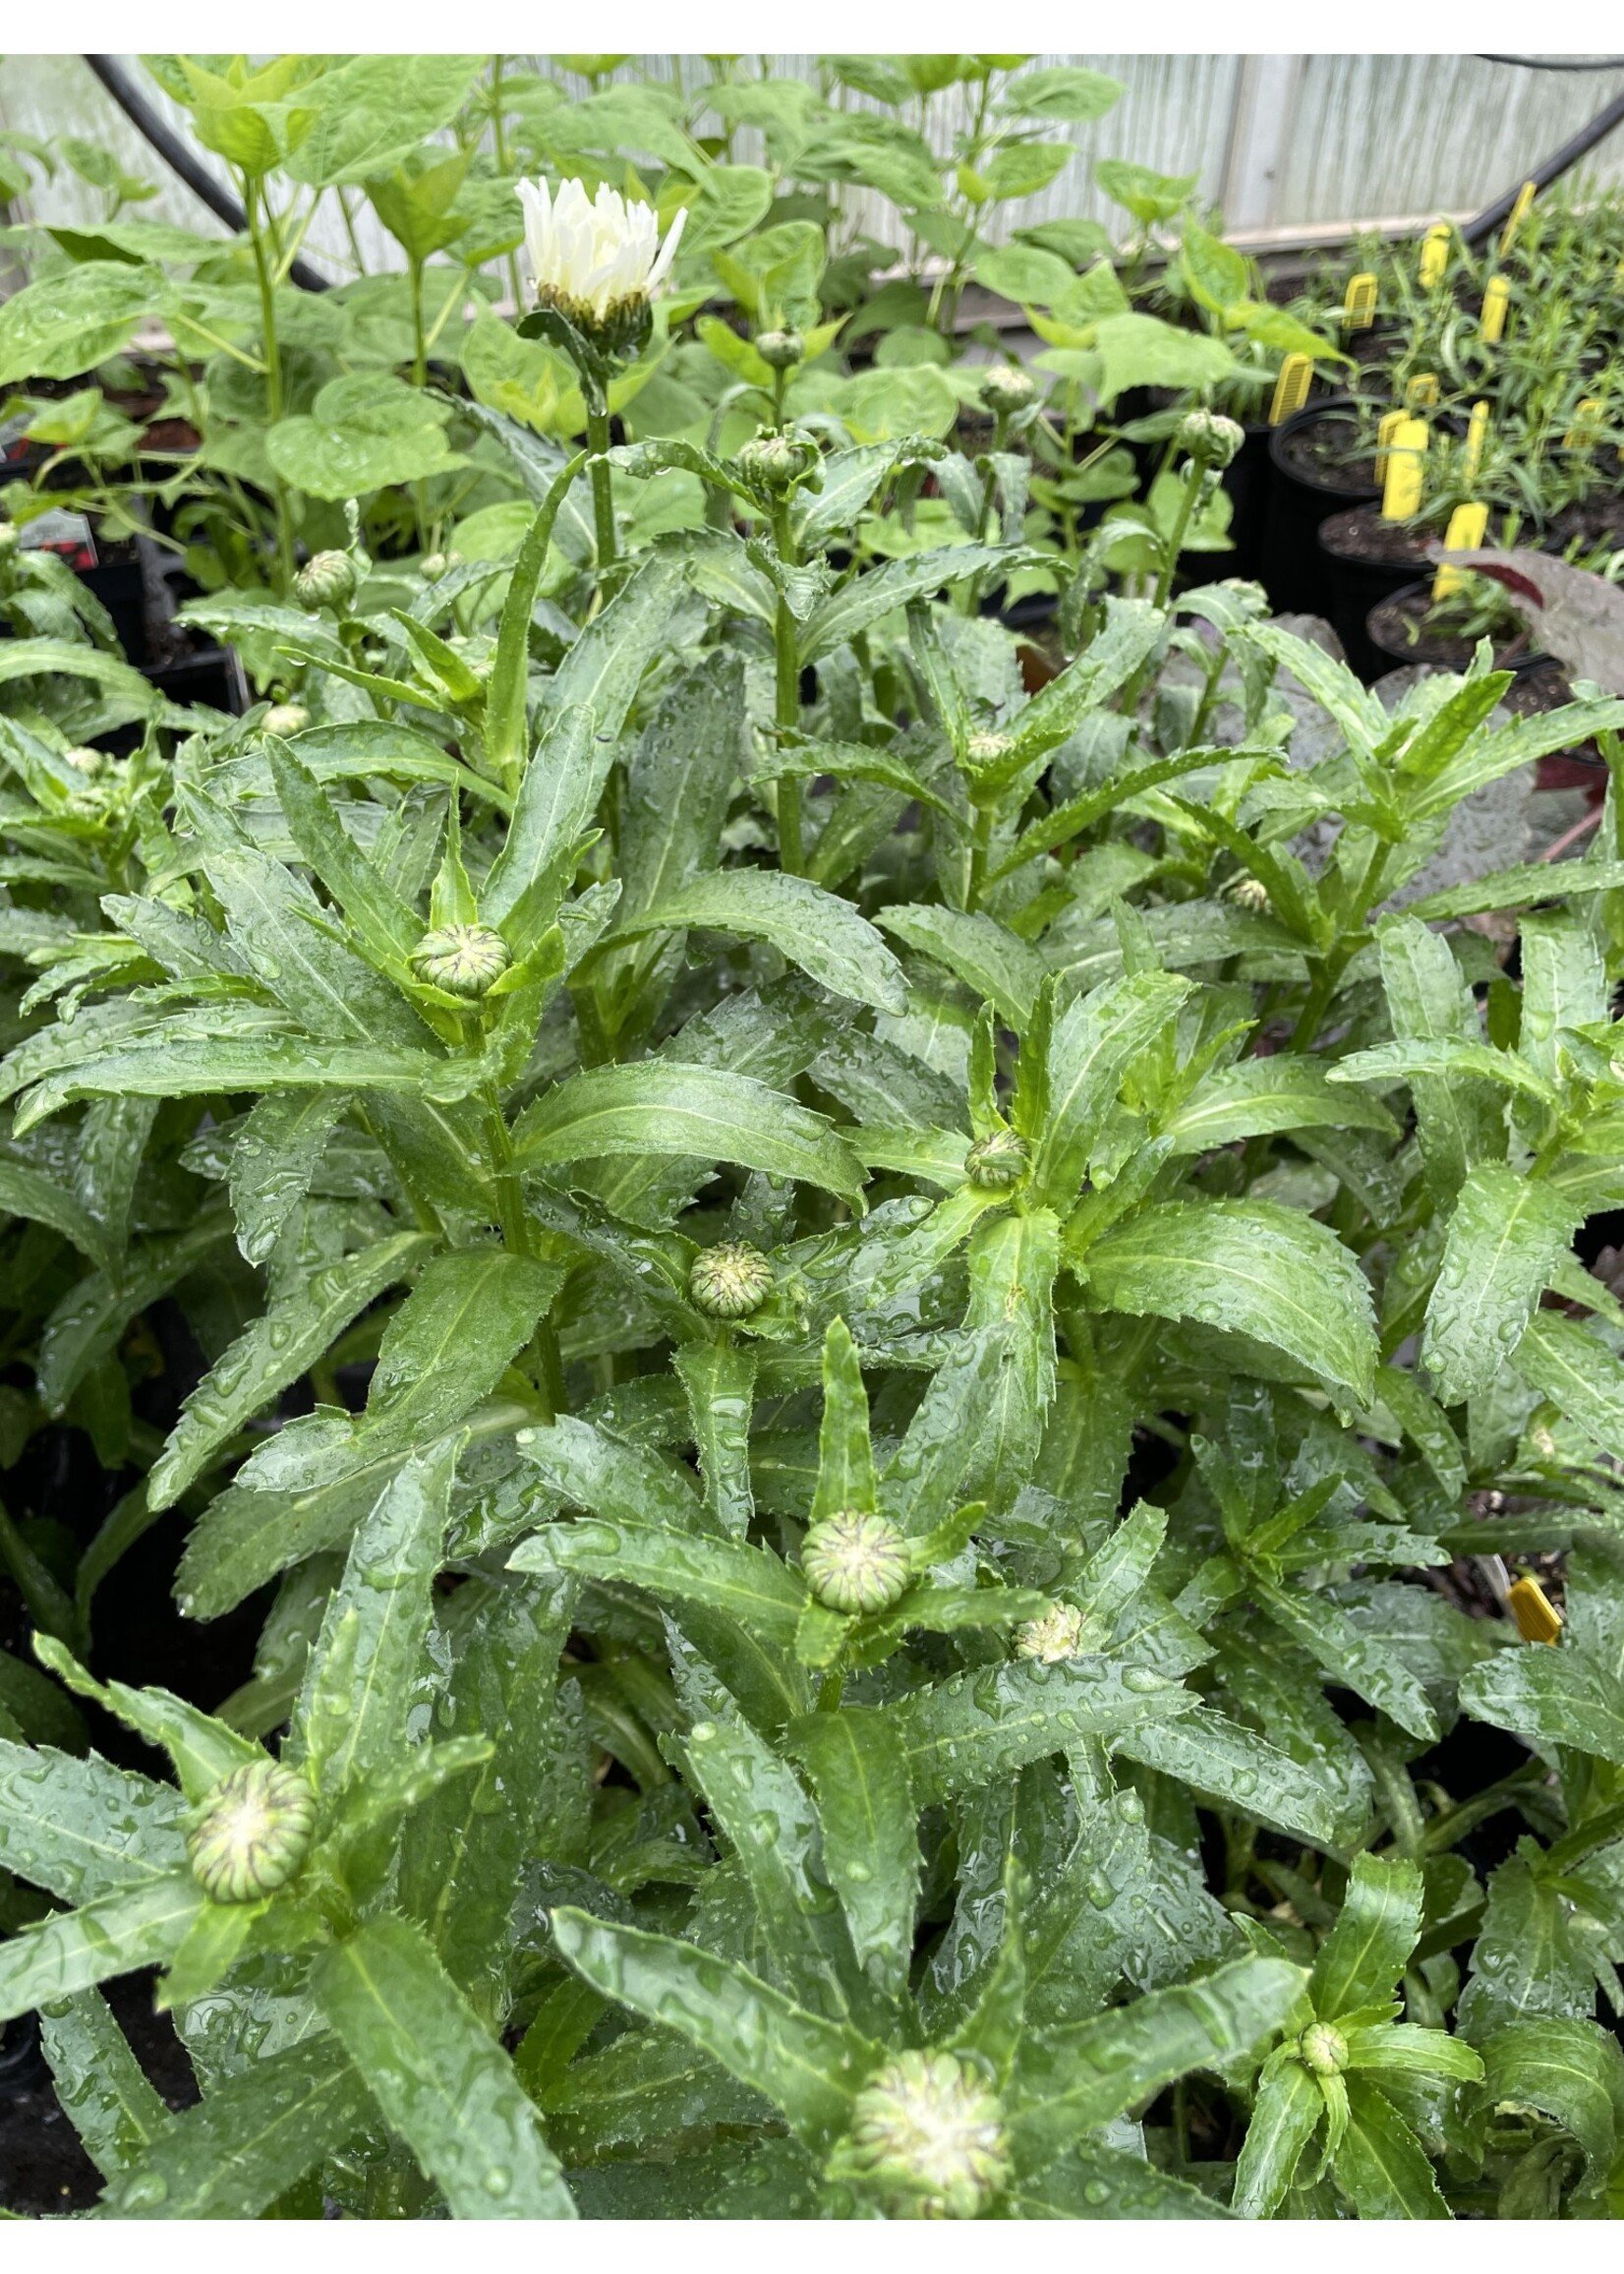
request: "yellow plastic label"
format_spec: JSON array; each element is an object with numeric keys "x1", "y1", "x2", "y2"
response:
[
  {"x1": 1464, "y1": 399, "x2": 1490, "y2": 482},
  {"x1": 1432, "y1": 501, "x2": 1488, "y2": 599},
  {"x1": 1380, "y1": 416, "x2": 1428, "y2": 519},
  {"x1": 1500, "y1": 178, "x2": 1537, "y2": 258},
  {"x1": 1565, "y1": 396, "x2": 1602, "y2": 449},
  {"x1": 1269, "y1": 353, "x2": 1313, "y2": 426},
  {"x1": 1406, "y1": 372, "x2": 1439, "y2": 410},
  {"x1": 1480, "y1": 276, "x2": 1510, "y2": 343},
  {"x1": 1343, "y1": 271, "x2": 1378, "y2": 329},
  {"x1": 1375, "y1": 406, "x2": 1407, "y2": 476},
  {"x1": 1419, "y1": 223, "x2": 1451, "y2": 289},
  {"x1": 1508, "y1": 1574, "x2": 1563, "y2": 1645}
]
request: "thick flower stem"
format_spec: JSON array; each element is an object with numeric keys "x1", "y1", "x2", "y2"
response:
[
  {"x1": 243, "y1": 174, "x2": 295, "y2": 592},
  {"x1": 586, "y1": 397, "x2": 617, "y2": 592},
  {"x1": 772, "y1": 498, "x2": 803, "y2": 873},
  {"x1": 483, "y1": 1089, "x2": 532, "y2": 1261},
  {"x1": 1153, "y1": 446, "x2": 1210, "y2": 612}
]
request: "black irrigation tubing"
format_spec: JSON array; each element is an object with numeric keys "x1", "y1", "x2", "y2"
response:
[
  {"x1": 1461, "y1": 64, "x2": 1624, "y2": 246},
  {"x1": 82, "y1": 54, "x2": 331, "y2": 291}
]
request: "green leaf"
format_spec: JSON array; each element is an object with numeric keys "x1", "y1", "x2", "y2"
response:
[
  {"x1": 1460, "y1": 1640, "x2": 1624, "y2": 1766},
  {"x1": 616, "y1": 655, "x2": 751, "y2": 924},
  {"x1": 675, "y1": 1339, "x2": 758, "y2": 1539},
  {"x1": 1164, "y1": 1058, "x2": 1397, "y2": 1153},
  {"x1": 1090, "y1": 313, "x2": 1243, "y2": 405},
  {"x1": 0, "y1": 261, "x2": 155, "y2": 383},
  {"x1": 266, "y1": 372, "x2": 463, "y2": 499},
  {"x1": 1335, "y1": 2077, "x2": 1449, "y2": 2218},
  {"x1": 34, "y1": 1639, "x2": 260, "y2": 1803},
  {"x1": 37, "y1": 1988, "x2": 172, "y2": 2180},
  {"x1": 1513, "y1": 1311, "x2": 1624, "y2": 1465},
  {"x1": 1232, "y1": 2056, "x2": 1323, "y2": 2217},
  {"x1": 1402, "y1": 858, "x2": 1624, "y2": 922},
  {"x1": 1028, "y1": 971, "x2": 1191, "y2": 1205},
  {"x1": 1117, "y1": 1704, "x2": 1348, "y2": 1849},
  {"x1": 619, "y1": 868, "x2": 906, "y2": 1015},
  {"x1": 1009, "y1": 1955, "x2": 1304, "y2": 2179},
  {"x1": 226, "y1": 1090, "x2": 353, "y2": 1266},
  {"x1": 285, "y1": 53, "x2": 482, "y2": 181},
  {"x1": 544, "y1": 554, "x2": 689, "y2": 740},
  {"x1": 103, "y1": 2036, "x2": 372, "y2": 2218},
  {"x1": 0, "y1": 1742, "x2": 186, "y2": 1903},
  {"x1": 799, "y1": 547, "x2": 1013, "y2": 663},
  {"x1": 511, "y1": 1520, "x2": 804, "y2": 1650},
  {"x1": 549, "y1": 1906, "x2": 881, "y2": 2153},
  {"x1": 1084, "y1": 1200, "x2": 1377, "y2": 1407},
  {"x1": 294, "y1": 1433, "x2": 457, "y2": 1797},
  {"x1": 0, "y1": 1873, "x2": 203, "y2": 2024},
  {"x1": 788, "y1": 1707, "x2": 919, "y2": 2002},
  {"x1": 1421, "y1": 1165, "x2": 1579, "y2": 1405},
  {"x1": 812, "y1": 1317, "x2": 877, "y2": 1522},
  {"x1": 511, "y1": 1062, "x2": 864, "y2": 1204},
  {"x1": 314, "y1": 1913, "x2": 575, "y2": 2218},
  {"x1": 1253, "y1": 1579, "x2": 1438, "y2": 1745},
  {"x1": 1309, "y1": 1852, "x2": 1422, "y2": 2018},
  {"x1": 1372, "y1": 913, "x2": 1506, "y2": 1203},
  {"x1": 0, "y1": 1158, "x2": 115, "y2": 1275},
  {"x1": 1468, "y1": 2018, "x2": 1623, "y2": 2194},
  {"x1": 878, "y1": 904, "x2": 1044, "y2": 1025}
]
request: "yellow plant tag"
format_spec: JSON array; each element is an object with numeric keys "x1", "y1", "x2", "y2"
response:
[
  {"x1": 1508, "y1": 1574, "x2": 1563, "y2": 1645},
  {"x1": 1375, "y1": 406, "x2": 1407, "y2": 476},
  {"x1": 1432, "y1": 501, "x2": 1488, "y2": 599},
  {"x1": 1499, "y1": 179, "x2": 1537, "y2": 258},
  {"x1": 1406, "y1": 372, "x2": 1439, "y2": 410},
  {"x1": 1480, "y1": 276, "x2": 1510, "y2": 343},
  {"x1": 1343, "y1": 271, "x2": 1378, "y2": 329},
  {"x1": 1380, "y1": 416, "x2": 1428, "y2": 519},
  {"x1": 1565, "y1": 397, "x2": 1602, "y2": 449},
  {"x1": 1269, "y1": 353, "x2": 1312, "y2": 426},
  {"x1": 1464, "y1": 399, "x2": 1489, "y2": 482},
  {"x1": 1419, "y1": 223, "x2": 1451, "y2": 289}
]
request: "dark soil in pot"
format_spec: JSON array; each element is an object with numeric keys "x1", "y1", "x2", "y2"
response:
[
  {"x1": 1366, "y1": 581, "x2": 1548, "y2": 673},
  {"x1": 1546, "y1": 490, "x2": 1624, "y2": 552},
  {"x1": 1318, "y1": 506, "x2": 1436, "y2": 680},
  {"x1": 1260, "y1": 394, "x2": 1378, "y2": 616}
]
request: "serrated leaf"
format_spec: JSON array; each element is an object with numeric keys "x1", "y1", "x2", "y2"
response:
[
  {"x1": 789, "y1": 1708, "x2": 919, "y2": 2003},
  {"x1": 1421, "y1": 1165, "x2": 1579, "y2": 1405},
  {"x1": 619, "y1": 867, "x2": 906, "y2": 1015},
  {"x1": 0, "y1": 1872, "x2": 203, "y2": 2024},
  {"x1": 1309, "y1": 1852, "x2": 1422, "y2": 2017},
  {"x1": 0, "y1": 1742, "x2": 186, "y2": 1903}
]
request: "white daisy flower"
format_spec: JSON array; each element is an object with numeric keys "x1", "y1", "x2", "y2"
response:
[{"x1": 515, "y1": 176, "x2": 685, "y2": 349}]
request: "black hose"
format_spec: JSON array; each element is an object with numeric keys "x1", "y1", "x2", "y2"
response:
[
  {"x1": 82, "y1": 54, "x2": 330, "y2": 290},
  {"x1": 1460, "y1": 83, "x2": 1624, "y2": 245}
]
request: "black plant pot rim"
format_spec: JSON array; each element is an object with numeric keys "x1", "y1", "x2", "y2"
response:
[
  {"x1": 1365, "y1": 579, "x2": 1552, "y2": 675},
  {"x1": 1316, "y1": 507, "x2": 1436, "y2": 573},
  {"x1": 1267, "y1": 393, "x2": 1379, "y2": 503}
]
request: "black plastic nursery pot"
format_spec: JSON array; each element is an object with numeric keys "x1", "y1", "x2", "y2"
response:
[
  {"x1": 1220, "y1": 421, "x2": 1272, "y2": 585},
  {"x1": 1260, "y1": 394, "x2": 1379, "y2": 618},
  {"x1": 1364, "y1": 579, "x2": 1553, "y2": 678},
  {"x1": 1317, "y1": 506, "x2": 1438, "y2": 681}
]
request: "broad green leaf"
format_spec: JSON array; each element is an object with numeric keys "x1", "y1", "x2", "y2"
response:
[
  {"x1": 0, "y1": 261, "x2": 155, "y2": 382},
  {"x1": 1009, "y1": 1955, "x2": 1304, "y2": 2179},
  {"x1": 789, "y1": 1707, "x2": 919, "y2": 2003},
  {"x1": 314, "y1": 1914, "x2": 575, "y2": 2219},
  {"x1": 1513, "y1": 1311, "x2": 1624, "y2": 1465},
  {"x1": 1309, "y1": 1852, "x2": 1422, "y2": 2018},
  {"x1": 102, "y1": 2035, "x2": 372, "y2": 2218},
  {"x1": 1335, "y1": 2077, "x2": 1449, "y2": 2218},
  {"x1": 1232, "y1": 2057, "x2": 1323, "y2": 2217},
  {"x1": 38, "y1": 1988, "x2": 172, "y2": 2179},
  {"x1": 511, "y1": 1062, "x2": 864, "y2": 1204},
  {"x1": 878, "y1": 904, "x2": 1044, "y2": 1025},
  {"x1": 1118, "y1": 1704, "x2": 1347, "y2": 1849},
  {"x1": 0, "y1": 1873, "x2": 203, "y2": 2023},
  {"x1": 618, "y1": 868, "x2": 906, "y2": 1015},
  {"x1": 1421, "y1": 1165, "x2": 1579, "y2": 1405},
  {"x1": 511, "y1": 1519, "x2": 803, "y2": 1648},
  {"x1": 266, "y1": 372, "x2": 464, "y2": 498},
  {"x1": 1164, "y1": 1057, "x2": 1396, "y2": 1153},
  {"x1": 1029, "y1": 972, "x2": 1191, "y2": 1204},
  {"x1": 1084, "y1": 1200, "x2": 1377, "y2": 1406},
  {"x1": 0, "y1": 1742, "x2": 186, "y2": 1903},
  {"x1": 1460, "y1": 1640, "x2": 1624, "y2": 1766},
  {"x1": 1467, "y1": 2018, "x2": 1623, "y2": 2193},
  {"x1": 550, "y1": 1907, "x2": 881, "y2": 2153},
  {"x1": 874, "y1": 1657, "x2": 1191, "y2": 1805}
]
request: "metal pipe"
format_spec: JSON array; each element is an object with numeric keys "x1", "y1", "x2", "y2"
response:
[{"x1": 82, "y1": 54, "x2": 330, "y2": 290}]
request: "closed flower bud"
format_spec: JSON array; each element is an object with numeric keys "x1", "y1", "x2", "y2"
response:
[
  {"x1": 294, "y1": 551, "x2": 358, "y2": 611},
  {"x1": 1232, "y1": 875, "x2": 1271, "y2": 912},
  {"x1": 1297, "y1": 2022, "x2": 1349, "y2": 2075},
  {"x1": 62, "y1": 746, "x2": 104, "y2": 778},
  {"x1": 189, "y1": 1760, "x2": 315, "y2": 1904},
  {"x1": 835, "y1": 2050, "x2": 1011, "y2": 2219},
  {"x1": 964, "y1": 729, "x2": 1015, "y2": 775},
  {"x1": 409, "y1": 922, "x2": 511, "y2": 1000},
  {"x1": 1176, "y1": 410, "x2": 1246, "y2": 469},
  {"x1": 802, "y1": 1509, "x2": 911, "y2": 1616},
  {"x1": 688, "y1": 1241, "x2": 773, "y2": 1319},
  {"x1": 1015, "y1": 1602, "x2": 1088, "y2": 1663},
  {"x1": 756, "y1": 327, "x2": 803, "y2": 371},
  {"x1": 421, "y1": 549, "x2": 463, "y2": 581},
  {"x1": 981, "y1": 364, "x2": 1035, "y2": 415},
  {"x1": 964, "y1": 1130, "x2": 1028, "y2": 1191},
  {"x1": 262, "y1": 703, "x2": 310, "y2": 737},
  {"x1": 735, "y1": 430, "x2": 819, "y2": 494}
]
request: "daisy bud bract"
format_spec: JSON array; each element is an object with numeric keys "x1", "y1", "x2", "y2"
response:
[
  {"x1": 294, "y1": 550, "x2": 358, "y2": 611},
  {"x1": 409, "y1": 923, "x2": 511, "y2": 1001},
  {"x1": 262, "y1": 703, "x2": 310, "y2": 737},
  {"x1": 801, "y1": 1509, "x2": 912, "y2": 1615},
  {"x1": 688, "y1": 1241, "x2": 773, "y2": 1319},
  {"x1": 964, "y1": 1129, "x2": 1029, "y2": 1191},
  {"x1": 832, "y1": 2050, "x2": 1012, "y2": 2219},
  {"x1": 189, "y1": 1760, "x2": 315, "y2": 1904}
]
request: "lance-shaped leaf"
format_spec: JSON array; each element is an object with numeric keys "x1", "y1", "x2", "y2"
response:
[
  {"x1": 38, "y1": 1988, "x2": 172, "y2": 2180},
  {"x1": 674, "y1": 1340, "x2": 757, "y2": 1539},
  {"x1": 1163, "y1": 1057, "x2": 1396, "y2": 1154},
  {"x1": 1370, "y1": 913, "x2": 1503, "y2": 1205},
  {"x1": 36, "y1": 1214, "x2": 236, "y2": 1415},
  {"x1": 1117, "y1": 1704, "x2": 1348, "y2": 1850},
  {"x1": 481, "y1": 703, "x2": 603, "y2": 943},
  {"x1": 0, "y1": 1157, "x2": 115, "y2": 1274},
  {"x1": 0, "y1": 1872, "x2": 203, "y2": 2023},
  {"x1": 799, "y1": 545, "x2": 1012, "y2": 661},
  {"x1": 148, "y1": 1231, "x2": 435, "y2": 1511},
  {"x1": 615, "y1": 654, "x2": 753, "y2": 922},
  {"x1": 315, "y1": 1913, "x2": 576, "y2": 2219},
  {"x1": 1084, "y1": 1199, "x2": 1377, "y2": 1407},
  {"x1": 550, "y1": 1906, "x2": 883, "y2": 2154},
  {"x1": 484, "y1": 451, "x2": 588, "y2": 778},
  {"x1": 1421, "y1": 1165, "x2": 1579, "y2": 1406},
  {"x1": 991, "y1": 745, "x2": 1248, "y2": 885},
  {"x1": 542, "y1": 552, "x2": 688, "y2": 738},
  {"x1": 1514, "y1": 1311, "x2": 1624, "y2": 1465},
  {"x1": 789, "y1": 1707, "x2": 919, "y2": 2004},
  {"x1": 266, "y1": 741, "x2": 424, "y2": 981},
  {"x1": 1335, "y1": 2078, "x2": 1450, "y2": 2218},
  {"x1": 0, "y1": 1741, "x2": 187, "y2": 1903},
  {"x1": 1232, "y1": 2056, "x2": 1323, "y2": 2218},
  {"x1": 877, "y1": 904, "x2": 1045, "y2": 1026},
  {"x1": 102, "y1": 2034, "x2": 374, "y2": 2219},
  {"x1": 616, "y1": 868, "x2": 906, "y2": 1016},
  {"x1": 1008, "y1": 1954, "x2": 1304, "y2": 2179},
  {"x1": 511, "y1": 1519, "x2": 804, "y2": 1649},
  {"x1": 34, "y1": 1639, "x2": 261, "y2": 1803},
  {"x1": 1466, "y1": 2018, "x2": 1622, "y2": 2197},
  {"x1": 1010, "y1": 2138, "x2": 1235, "y2": 2219},
  {"x1": 1251, "y1": 1577, "x2": 1438, "y2": 1745},
  {"x1": 1309, "y1": 1852, "x2": 1422, "y2": 2018},
  {"x1": 516, "y1": 1414, "x2": 703, "y2": 1533},
  {"x1": 226, "y1": 1089, "x2": 353, "y2": 1266},
  {"x1": 1027, "y1": 971, "x2": 1190, "y2": 1206},
  {"x1": 293, "y1": 1433, "x2": 458, "y2": 1797},
  {"x1": 959, "y1": 1209, "x2": 1061, "y2": 1513},
  {"x1": 1460, "y1": 1640, "x2": 1624, "y2": 1766},
  {"x1": 1403, "y1": 858, "x2": 1624, "y2": 923},
  {"x1": 873, "y1": 1657, "x2": 1192, "y2": 1806},
  {"x1": 511, "y1": 1062, "x2": 864, "y2": 1204}
]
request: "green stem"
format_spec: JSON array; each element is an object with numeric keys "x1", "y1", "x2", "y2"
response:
[
  {"x1": 483, "y1": 1088, "x2": 532, "y2": 1261},
  {"x1": 490, "y1": 55, "x2": 525, "y2": 316},
  {"x1": 409, "y1": 255, "x2": 431, "y2": 552},
  {"x1": 1153, "y1": 447, "x2": 1208, "y2": 612},
  {"x1": 244, "y1": 174, "x2": 295, "y2": 591},
  {"x1": 817, "y1": 1668, "x2": 844, "y2": 1713},
  {"x1": 772, "y1": 496, "x2": 803, "y2": 873},
  {"x1": 586, "y1": 394, "x2": 616, "y2": 592}
]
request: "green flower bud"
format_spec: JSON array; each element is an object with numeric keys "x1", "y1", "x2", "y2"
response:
[
  {"x1": 1232, "y1": 875, "x2": 1271, "y2": 913},
  {"x1": 62, "y1": 746, "x2": 104, "y2": 778},
  {"x1": 262, "y1": 703, "x2": 310, "y2": 738},
  {"x1": 294, "y1": 550, "x2": 359, "y2": 611},
  {"x1": 963, "y1": 729, "x2": 1016, "y2": 779},
  {"x1": 1297, "y1": 2022, "x2": 1349, "y2": 2076},
  {"x1": 964, "y1": 1130, "x2": 1028, "y2": 1191},
  {"x1": 1014, "y1": 1602, "x2": 1088, "y2": 1663},
  {"x1": 1176, "y1": 410, "x2": 1246, "y2": 469},
  {"x1": 421, "y1": 549, "x2": 462, "y2": 581},
  {"x1": 735, "y1": 430, "x2": 819, "y2": 494},
  {"x1": 981, "y1": 364, "x2": 1035, "y2": 416},
  {"x1": 835, "y1": 2050, "x2": 1011, "y2": 2219},
  {"x1": 409, "y1": 922, "x2": 511, "y2": 1001},
  {"x1": 756, "y1": 328, "x2": 804, "y2": 371},
  {"x1": 188, "y1": 1760, "x2": 315, "y2": 1904},
  {"x1": 688, "y1": 1241, "x2": 773, "y2": 1319},
  {"x1": 802, "y1": 1509, "x2": 911, "y2": 1616}
]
